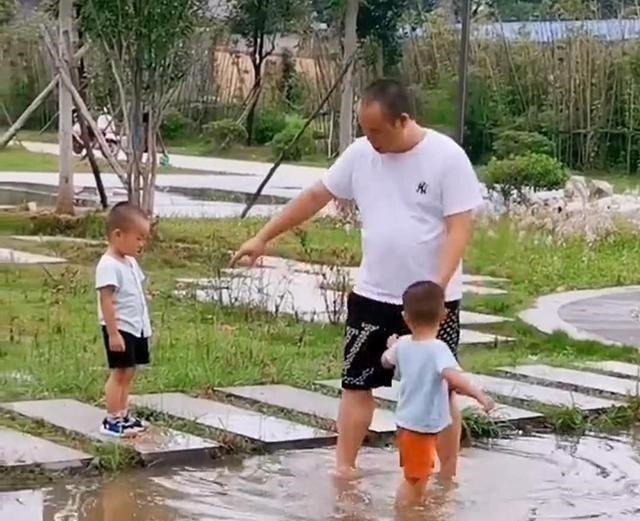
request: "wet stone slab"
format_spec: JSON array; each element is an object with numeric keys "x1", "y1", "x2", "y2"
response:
[
  {"x1": 132, "y1": 393, "x2": 336, "y2": 449},
  {"x1": 219, "y1": 384, "x2": 396, "y2": 435},
  {"x1": 460, "y1": 311, "x2": 511, "y2": 325},
  {"x1": 558, "y1": 292, "x2": 640, "y2": 347},
  {"x1": 583, "y1": 361, "x2": 640, "y2": 379},
  {"x1": 468, "y1": 374, "x2": 620, "y2": 411},
  {"x1": 500, "y1": 365, "x2": 640, "y2": 398},
  {"x1": 10, "y1": 235, "x2": 105, "y2": 245},
  {"x1": 0, "y1": 426, "x2": 92, "y2": 470},
  {"x1": 0, "y1": 248, "x2": 66, "y2": 264},
  {"x1": 316, "y1": 379, "x2": 542, "y2": 424},
  {"x1": 0, "y1": 490, "x2": 43, "y2": 521},
  {"x1": 463, "y1": 284, "x2": 508, "y2": 296},
  {"x1": 1, "y1": 399, "x2": 218, "y2": 464},
  {"x1": 460, "y1": 329, "x2": 513, "y2": 345}
]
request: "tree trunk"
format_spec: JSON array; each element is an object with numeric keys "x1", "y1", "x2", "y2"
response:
[
  {"x1": 336, "y1": 0, "x2": 359, "y2": 225},
  {"x1": 246, "y1": 61, "x2": 261, "y2": 146},
  {"x1": 339, "y1": 0, "x2": 359, "y2": 154},
  {"x1": 56, "y1": 0, "x2": 74, "y2": 215}
]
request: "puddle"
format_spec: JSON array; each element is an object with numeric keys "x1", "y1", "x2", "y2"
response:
[
  {"x1": 5, "y1": 434, "x2": 640, "y2": 521},
  {"x1": 0, "y1": 183, "x2": 283, "y2": 219}
]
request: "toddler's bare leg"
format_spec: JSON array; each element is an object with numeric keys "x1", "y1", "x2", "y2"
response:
[{"x1": 437, "y1": 392, "x2": 462, "y2": 480}]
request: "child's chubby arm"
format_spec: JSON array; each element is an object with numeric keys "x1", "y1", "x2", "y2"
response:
[
  {"x1": 99, "y1": 287, "x2": 125, "y2": 352},
  {"x1": 442, "y1": 369, "x2": 495, "y2": 413},
  {"x1": 381, "y1": 334, "x2": 400, "y2": 369}
]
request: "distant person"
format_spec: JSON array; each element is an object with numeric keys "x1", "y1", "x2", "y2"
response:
[
  {"x1": 96, "y1": 202, "x2": 152, "y2": 437},
  {"x1": 381, "y1": 281, "x2": 494, "y2": 507},
  {"x1": 231, "y1": 78, "x2": 484, "y2": 479}
]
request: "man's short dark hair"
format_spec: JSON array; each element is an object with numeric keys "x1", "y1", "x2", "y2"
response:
[
  {"x1": 361, "y1": 78, "x2": 413, "y2": 121},
  {"x1": 106, "y1": 201, "x2": 148, "y2": 234},
  {"x1": 402, "y1": 280, "x2": 445, "y2": 326}
]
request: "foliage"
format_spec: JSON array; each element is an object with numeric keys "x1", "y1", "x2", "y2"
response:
[
  {"x1": 357, "y1": 0, "x2": 410, "y2": 71},
  {"x1": 160, "y1": 110, "x2": 196, "y2": 140},
  {"x1": 271, "y1": 115, "x2": 315, "y2": 160},
  {"x1": 279, "y1": 48, "x2": 305, "y2": 111},
  {"x1": 493, "y1": 130, "x2": 555, "y2": 159},
  {"x1": 0, "y1": 0, "x2": 15, "y2": 26},
  {"x1": 78, "y1": 0, "x2": 207, "y2": 211},
  {"x1": 253, "y1": 106, "x2": 287, "y2": 145},
  {"x1": 204, "y1": 118, "x2": 248, "y2": 149},
  {"x1": 483, "y1": 153, "x2": 569, "y2": 204},
  {"x1": 401, "y1": 13, "x2": 640, "y2": 171}
]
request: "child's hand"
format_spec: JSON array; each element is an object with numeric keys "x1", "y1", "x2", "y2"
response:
[
  {"x1": 479, "y1": 394, "x2": 496, "y2": 414},
  {"x1": 109, "y1": 332, "x2": 126, "y2": 352},
  {"x1": 386, "y1": 334, "x2": 399, "y2": 350}
]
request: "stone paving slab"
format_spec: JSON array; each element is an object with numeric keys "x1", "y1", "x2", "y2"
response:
[
  {"x1": 0, "y1": 248, "x2": 66, "y2": 264},
  {"x1": 582, "y1": 361, "x2": 640, "y2": 380},
  {"x1": 500, "y1": 365, "x2": 640, "y2": 398},
  {"x1": 316, "y1": 379, "x2": 542, "y2": 423},
  {"x1": 132, "y1": 393, "x2": 335, "y2": 449},
  {"x1": 10, "y1": 235, "x2": 105, "y2": 245},
  {"x1": 460, "y1": 329, "x2": 513, "y2": 345},
  {"x1": 468, "y1": 374, "x2": 620, "y2": 411},
  {"x1": 218, "y1": 385, "x2": 396, "y2": 434},
  {"x1": 463, "y1": 284, "x2": 508, "y2": 296},
  {"x1": 1, "y1": 399, "x2": 219, "y2": 464},
  {"x1": 460, "y1": 311, "x2": 511, "y2": 325},
  {"x1": 0, "y1": 426, "x2": 92, "y2": 470},
  {"x1": 0, "y1": 490, "x2": 43, "y2": 521}
]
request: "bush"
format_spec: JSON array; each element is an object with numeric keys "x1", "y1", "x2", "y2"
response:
[
  {"x1": 160, "y1": 110, "x2": 195, "y2": 141},
  {"x1": 484, "y1": 153, "x2": 569, "y2": 206},
  {"x1": 204, "y1": 118, "x2": 248, "y2": 149},
  {"x1": 493, "y1": 130, "x2": 554, "y2": 159},
  {"x1": 253, "y1": 107, "x2": 287, "y2": 145},
  {"x1": 271, "y1": 116, "x2": 315, "y2": 161}
]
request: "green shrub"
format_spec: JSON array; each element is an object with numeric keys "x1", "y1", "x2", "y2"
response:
[
  {"x1": 271, "y1": 116, "x2": 315, "y2": 161},
  {"x1": 484, "y1": 153, "x2": 569, "y2": 206},
  {"x1": 160, "y1": 110, "x2": 195, "y2": 141},
  {"x1": 493, "y1": 130, "x2": 554, "y2": 159},
  {"x1": 204, "y1": 118, "x2": 248, "y2": 149},
  {"x1": 253, "y1": 107, "x2": 287, "y2": 145}
]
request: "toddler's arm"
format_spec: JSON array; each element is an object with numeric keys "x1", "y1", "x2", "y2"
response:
[
  {"x1": 381, "y1": 335, "x2": 399, "y2": 369},
  {"x1": 442, "y1": 369, "x2": 495, "y2": 413},
  {"x1": 99, "y1": 287, "x2": 125, "y2": 352}
]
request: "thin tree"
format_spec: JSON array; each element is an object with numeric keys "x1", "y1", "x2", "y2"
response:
[{"x1": 78, "y1": 0, "x2": 206, "y2": 213}]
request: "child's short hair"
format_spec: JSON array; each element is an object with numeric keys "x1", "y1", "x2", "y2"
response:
[
  {"x1": 402, "y1": 281, "x2": 445, "y2": 326},
  {"x1": 106, "y1": 202, "x2": 148, "y2": 235}
]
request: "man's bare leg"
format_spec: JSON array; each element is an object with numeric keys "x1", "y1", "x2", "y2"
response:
[
  {"x1": 335, "y1": 389, "x2": 375, "y2": 477},
  {"x1": 436, "y1": 391, "x2": 462, "y2": 480}
]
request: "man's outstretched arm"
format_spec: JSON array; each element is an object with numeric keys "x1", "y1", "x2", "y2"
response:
[{"x1": 231, "y1": 181, "x2": 334, "y2": 266}]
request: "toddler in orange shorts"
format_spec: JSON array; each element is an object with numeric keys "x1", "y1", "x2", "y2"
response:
[{"x1": 381, "y1": 281, "x2": 495, "y2": 507}]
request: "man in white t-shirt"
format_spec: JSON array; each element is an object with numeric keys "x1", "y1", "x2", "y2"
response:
[{"x1": 231, "y1": 79, "x2": 483, "y2": 480}]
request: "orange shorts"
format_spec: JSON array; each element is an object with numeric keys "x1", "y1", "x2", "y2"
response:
[{"x1": 396, "y1": 428, "x2": 437, "y2": 482}]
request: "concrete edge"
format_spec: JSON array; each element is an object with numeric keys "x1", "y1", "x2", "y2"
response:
[{"x1": 519, "y1": 286, "x2": 640, "y2": 346}]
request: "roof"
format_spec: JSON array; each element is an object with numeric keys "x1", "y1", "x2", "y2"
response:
[{"x1": 469, "y1": 19, "x2": 640, "y2": 42}]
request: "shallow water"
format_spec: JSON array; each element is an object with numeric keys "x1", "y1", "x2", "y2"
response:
[{"x1": 4, "y1": 434, "x2": 640, "y2": 521}]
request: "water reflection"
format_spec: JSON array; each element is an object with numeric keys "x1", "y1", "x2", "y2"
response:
[{"x1": 25, "y1": 434, "x2": 640, "y2": 521}]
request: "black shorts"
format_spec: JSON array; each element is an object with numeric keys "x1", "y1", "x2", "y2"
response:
[
  {"x1": 102, "y1": 327, "x2": 150, "y2": 369},
  {"x1": 341, "y1": 293, "x2": 461, "y2": 390}
]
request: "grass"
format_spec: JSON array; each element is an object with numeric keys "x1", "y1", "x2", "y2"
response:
[{"x1": 2, "y1": 211, "x2": 640, "y2": 478}]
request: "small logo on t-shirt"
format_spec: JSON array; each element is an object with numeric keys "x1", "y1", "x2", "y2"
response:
[{"x1": 416, "y1": 182, "x2": 429, "y2": 195}]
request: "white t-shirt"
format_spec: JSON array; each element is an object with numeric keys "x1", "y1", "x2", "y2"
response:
[
  {"x1": 322, "y1": 130, "x2": 483, "y2": 303},
  {"x1": 96, "y1": 254, "x2": 152, "y2": 338}
]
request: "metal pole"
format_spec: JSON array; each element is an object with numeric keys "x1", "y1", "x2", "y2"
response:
[{"x1": 455, "y1": 0, "x2": 472, "y2": 146}]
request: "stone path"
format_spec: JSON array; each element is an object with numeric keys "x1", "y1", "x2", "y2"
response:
[
  {"x1": 520, "y1": 286, "x2": 640, "y2": 348},
  {"x1": 583, "y1": 361, "x2": 640, "y2": 379},
  {"x1": 315, "y1": 379, "x2": 543, "y2": 423},
  {"x1": 1, "y1": 399, "x2": 219, "y2": 464},
  {"x1": 0, "y1": 248, "x2": 66, "y2": 264},
  {"x1": 176, "y1": 256, "x2": 513, "y2": 345},
  {"x1": 0, "y1": 426, "x2": 92, "y2": 470},
  {"x1": 131, "y1": 393, "x2": 336, "y2": 449},
  {"x1": 218, "y1": 384, "x2": 396, "y2": 435},
  {"x1": 500, "y1": 365, "x2": 640, "y2": 397},
  {"x1": 10, "y1": 235, "x2": 104, "y2": 245}
]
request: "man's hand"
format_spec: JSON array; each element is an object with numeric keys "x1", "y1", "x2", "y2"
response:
[
  {"x1": 230, "y1": 236, "x2": 267, "y2": 267},
  {"x1": 478, "y1": 393, "x2": 496, "y2": 414},
  {"x1": 109, "y1": 331, "x2": 126, "y2": 352}
]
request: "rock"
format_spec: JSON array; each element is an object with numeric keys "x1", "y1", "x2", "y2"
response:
[
  {"x1": 564, "y1": 176, "x2": 589, "y2": 203},
  {"x1": 26, "y1": 201, "x2": 37, "y2": 213},
  {"x1": 587, "y1": 179, "x2": 614, "y2": 200}
]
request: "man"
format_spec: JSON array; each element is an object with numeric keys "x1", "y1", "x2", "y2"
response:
[{"x1": 231, "y1": 79, "x2": 483, "y2": 480}]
